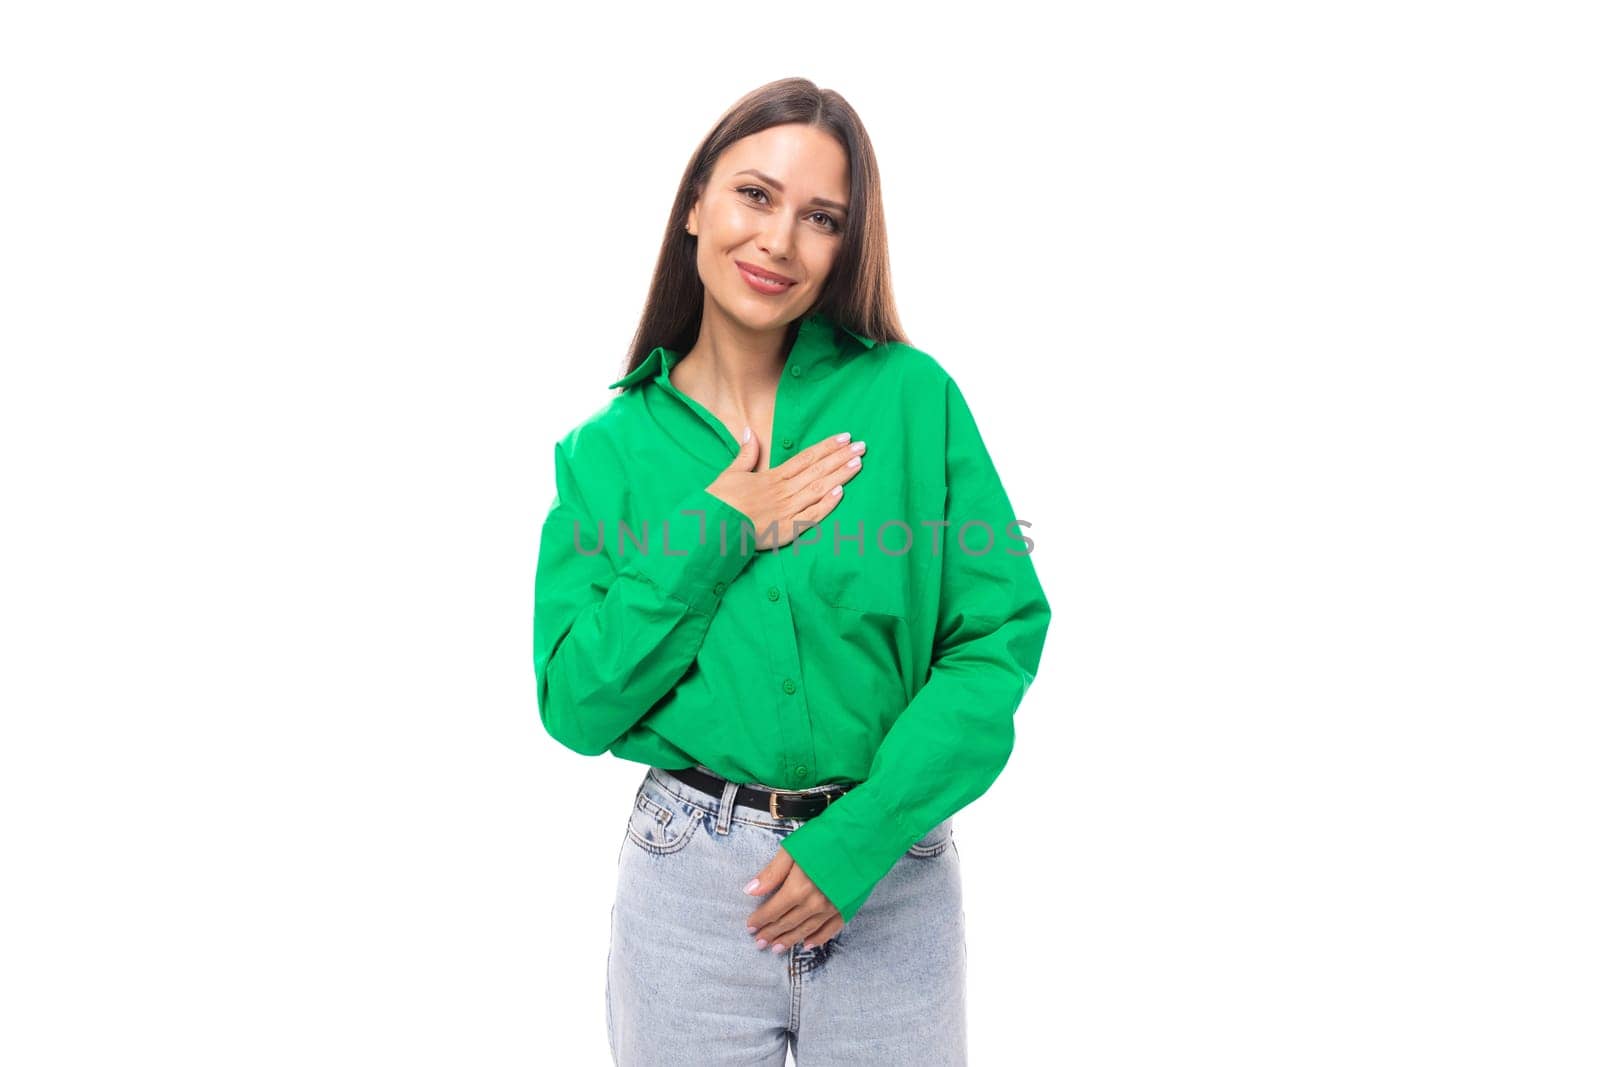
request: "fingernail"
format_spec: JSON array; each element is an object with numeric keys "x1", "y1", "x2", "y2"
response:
[
  {"x1": 834, "y1": 432, "x2": 850, "y2": 443},
  {"x1": 771, "y1": 943, "x2": 785, "y2": 953},
  {"x1": 746, "y1": 925, "x2": 757, "y2": 934},
  {"x1": 744, "y1": 426, "x2": 751, "y2": 442},
  {"x1": 755, "y1": 938, "x2": 768, "y2": 949},
  {"x1": 743, "y1": 878, "x2": 760, "y2": 894}
]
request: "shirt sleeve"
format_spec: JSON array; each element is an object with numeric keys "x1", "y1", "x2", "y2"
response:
[
  {"x1": 779, "y1": 373, "x2": 1053, "y2": 923},
  {"x1": 533, "y1": 439, "x2": 758, "y2": 756}
]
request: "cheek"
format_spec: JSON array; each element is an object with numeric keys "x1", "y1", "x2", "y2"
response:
[
  {"x1": 801, "y1": 241, "x2": 840, "y2": 281},
  {"x1": 705, "y1": 200, "x2": 758, "y2": 241}
]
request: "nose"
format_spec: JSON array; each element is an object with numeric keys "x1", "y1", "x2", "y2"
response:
[{"x1": 759, "y1": 216, "x2": 797, "y2": 261}]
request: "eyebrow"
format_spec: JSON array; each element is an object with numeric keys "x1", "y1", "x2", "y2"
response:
[{"x1": 732, "y1": 169, "x2": 849, "y2": 216}]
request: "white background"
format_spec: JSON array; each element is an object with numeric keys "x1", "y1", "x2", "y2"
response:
[{"x1": 3, "y1": 2, "x2": 1596, "y2": 1064}]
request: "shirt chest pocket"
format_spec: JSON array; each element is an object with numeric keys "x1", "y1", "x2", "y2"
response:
[{"x1": 811, "y1": 479, "x2": 946, "y2": 618}]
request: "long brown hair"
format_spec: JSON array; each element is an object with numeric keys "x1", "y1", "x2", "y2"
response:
[{"x1": 613, "y1": 77, "x2": 908, "y2": 385}]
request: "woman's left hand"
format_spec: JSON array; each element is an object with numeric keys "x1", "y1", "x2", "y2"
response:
[{"x1": 743, "y1": 847, "x2": 843, "y2": 952}]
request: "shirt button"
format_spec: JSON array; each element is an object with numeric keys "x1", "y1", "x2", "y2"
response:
[
  {"x1": 781, "y1": 436, "x2": 794, "y2": 450},
  {"x1": 766, "y1": 586, "x2": 780, "y2": 601},
  {"x1": 789, "y1": 365, "x2": 802, "y2": 377},
  {"x1": 712, "y1": 581, "x2": 726, "y2": 595},
  {"x1": 782, "y1": 678, "x2": 797, "y2": 694},
  {"x1": 794, "y1": 765, "x2": 809, "y2": 781}
]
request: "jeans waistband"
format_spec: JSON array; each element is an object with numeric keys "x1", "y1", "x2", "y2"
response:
[{"x1": 651, "y1": 764, "x2": 857, "y2": 823}]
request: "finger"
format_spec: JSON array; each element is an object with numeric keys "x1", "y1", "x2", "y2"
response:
[
  {"x1": 798, "y1": 441, "x2": 866, "y2": 504},
  {"x1": 782, "y1": 445, "x2": 866, "y2": 523},
  {"x1": 792, "y1": 482, "x2": 846, "y2": 527},
  {"x1": 776, "y1": 430, "x2": 855, "y2": 478},
  {"x1": 743, "y1": 850, "x2": 792, "y2": 902},
  {"x1": 791, "y1": 437, "x2": 866, "y2": 494},
  {"x1": 783, "y1": 912, "x2": 832, "y2": 951},
  {"x1": 753, "y1": 901, "x2": 820, "y2": 950},
  {"x1": 747, "y1": 869, "x2": 810, "y2": 938},
  {"x1": 802, "y1": 916, "x2": 844, "y2": 950},
  {"x1": 746, "y1": 880, "x2": 805, "y2": 934},
  {"x1": 750, "y1": 873, "x2": 832, "y2": 944},
  {"x1": 723, "y1": 424, "x2": 759, "y2": 473}
]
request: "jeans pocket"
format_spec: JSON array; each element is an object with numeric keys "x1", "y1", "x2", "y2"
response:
[
  {"x1": 625, "y1": 775, "x2": 701, "y2": 856},
  {"x1": 906, "y1": 817, "x2": 954, "y2": 858}
]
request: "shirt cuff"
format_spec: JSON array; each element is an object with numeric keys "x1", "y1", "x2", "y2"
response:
[
  {"x1": 777, "y1": 785, "x2": 919, "y2": 924},
  {"x1": 618, "y1": 485, "x2": 759, "y2": 616}
]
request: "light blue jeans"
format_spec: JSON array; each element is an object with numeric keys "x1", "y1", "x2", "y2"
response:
[{"x1": 606, "y1": 764, "x2": 967, "y2": 1065}]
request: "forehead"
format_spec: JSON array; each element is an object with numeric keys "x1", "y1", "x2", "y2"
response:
[{"x1": 713, "y1": 124, "x2": 849, "y2": 194}]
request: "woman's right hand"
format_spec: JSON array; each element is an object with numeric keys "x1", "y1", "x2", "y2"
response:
[{"x1": 707, "y1": 428, "x2": 868, "y2": 551}]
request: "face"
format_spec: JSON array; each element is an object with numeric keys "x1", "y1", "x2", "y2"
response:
[{"x1": 686, "y1": 123, "x2": 850, "y2": 336}]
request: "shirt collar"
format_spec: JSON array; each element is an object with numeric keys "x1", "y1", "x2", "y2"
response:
[{"x1": 606, "y1": 309, "x2": 877, "y2": 391}]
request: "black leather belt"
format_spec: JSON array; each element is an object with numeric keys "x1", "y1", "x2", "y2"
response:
[{"x1": 664, "y1": 765, "x2": 855, "y2": 821}]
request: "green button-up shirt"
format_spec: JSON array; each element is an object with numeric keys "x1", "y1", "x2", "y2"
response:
[{"x1": 533, "y1": 308, "x2": 1052, "y2": 922}]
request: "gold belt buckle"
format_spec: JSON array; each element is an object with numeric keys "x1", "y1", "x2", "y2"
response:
[{"x1": 769, "y1": 788, "x2": 833, "y2": 819}]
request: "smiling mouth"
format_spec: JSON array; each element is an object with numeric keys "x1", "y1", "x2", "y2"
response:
[{"x1": 736, "y1": 261, "x2": 797, "y2": 294}]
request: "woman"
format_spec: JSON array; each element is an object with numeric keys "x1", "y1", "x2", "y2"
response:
[{"x1": 533, "y1": 77, "x2": 1051, "y2": 1066}]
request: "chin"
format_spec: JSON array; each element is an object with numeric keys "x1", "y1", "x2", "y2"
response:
[{"x1": 719, "y1": 293, "x2": 803, "y2": 332}]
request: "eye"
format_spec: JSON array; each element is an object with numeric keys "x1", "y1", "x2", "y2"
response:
[
  {"x1": 737, "y1": 186, "x2": 842, "y2": 234},
  {"x1": 809, "y1": 211, "x2": 841, "y2": 233}
]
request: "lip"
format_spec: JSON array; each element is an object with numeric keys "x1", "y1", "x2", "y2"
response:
[{"x1": 735, "y1": 259, "x2": 797, "y2": 293}]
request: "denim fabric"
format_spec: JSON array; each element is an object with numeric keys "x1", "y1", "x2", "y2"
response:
[{"x1": 606, "y1": 765, "x2": 967, "y2": 1065}]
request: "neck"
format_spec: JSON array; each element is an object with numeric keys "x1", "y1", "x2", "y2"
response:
[{"x1": 672, "y1": 312, "x2": 797, "y2": 414}]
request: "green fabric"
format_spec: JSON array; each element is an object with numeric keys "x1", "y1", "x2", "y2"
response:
[{"x1": 533, "y1": 308, "x2": 1051, "y2": 922}]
